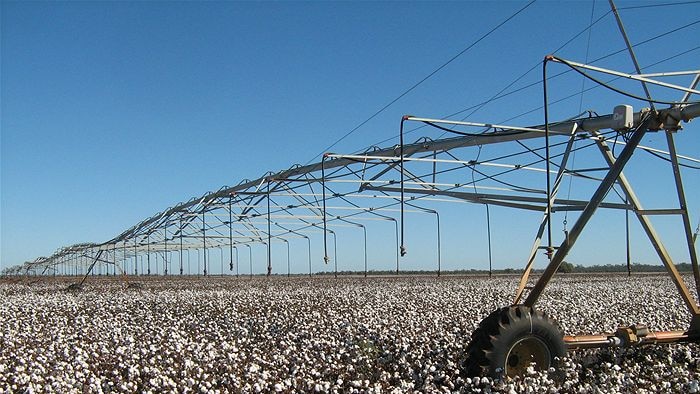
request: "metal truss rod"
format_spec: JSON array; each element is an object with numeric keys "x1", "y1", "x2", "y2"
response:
[
  {"x1": 322, "y1": 155, "x2": 329, "y2": 264},
  {"x1": 267, "y1": 179, "x2": 272, "y2": 276},
  {"x1": 609, "y1": 0, "x2": 656, "y2": 109},
  {"x1": 326, "y1": 154, "x2": 561, "y2": 176},
  {"x1": 77, "y1": 250, "x2": 104, "y2": 287},
  {"x1": 164, "y1": 225, "x2": 168, "y2": 275},
  {"x1": 552, "y1": 56, "x2": 700, "y2": 97},
  {"x1": 405, "y1": 116, "x2": 547, "y2": 133},
  {"x1": 134, "y1": 238, "x2": 138, "y2": 276},
  {"x1": 228, "y1": 197, "x2": 234, "y2": 274},
  {"x1": 363, "y1": 185, "x2": 630, "y2": 211},
  {"x1": 599, "y1": 139, "x2": 700, "y2": 164}
]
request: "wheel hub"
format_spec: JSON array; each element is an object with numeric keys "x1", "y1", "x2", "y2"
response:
[{"x1": 505, "y1": 336, "x2": 551, "y2": 377}]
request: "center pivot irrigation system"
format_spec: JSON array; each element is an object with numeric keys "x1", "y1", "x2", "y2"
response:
[
  {"x1": 6, "y1": 57, "x2": 700, "y2": 377},
  {"x1": 3, "y1": 5, "x2": 700, "y2": 379}
]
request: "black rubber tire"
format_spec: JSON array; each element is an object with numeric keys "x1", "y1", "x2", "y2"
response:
[
  {"x1": 461, "y1": 307, "x2": 503, "y2": 377},
  {"x1": 462, "y1": 305, "x2": 565, "y2": 378}
]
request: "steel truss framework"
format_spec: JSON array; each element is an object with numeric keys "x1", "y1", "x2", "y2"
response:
[{"x1": 3, "y1": 56, "x2": 700, "y2": 353}]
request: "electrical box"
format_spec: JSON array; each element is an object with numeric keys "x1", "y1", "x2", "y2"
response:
[{"x1": 612, "y1": 105, "x2": 634, "y2": 130}]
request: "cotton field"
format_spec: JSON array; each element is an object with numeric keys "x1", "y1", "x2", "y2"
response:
[{"x1": 1, "y1": 274, "x2": 698, "y2": 393}]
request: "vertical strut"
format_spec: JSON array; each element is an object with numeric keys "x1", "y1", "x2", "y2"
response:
[
  {"x1": 626, "y1": 197, "x2": 631, "y2": 277},
  {"x1": 245, "y1": 244, "x2": 252, "y2": 278},
  {"x1": 406, "y1": 203, "x2": 441, "y2": 277},
  {"x1": 486, "y1": 204, "x2": 493, "y2": 278},
  {"x1": 267, "y1": 179, "x2": 272, "y2": 277},
  {"x1": 331, "y1": 231, "x2": 337, "y2": 278},
  {"x1": 665, "y1": 131, "x2": 700, "y2": 301},
  {"x1": 147, "y1": 234, "x2": 151, "y2": 275},
  {"x1": 432, "y1": 150, "x2": 437, "y2": 185},
  {"x1": 229, "y1": 198, "x2": 234, "y2": 273},
  {"x1": 134, "y1": 238, "x2": 138, "y2": 276},
  {"x1": 202, "y1": 209, "x2": 207, "y2": 276},
  {"x1": 436, "y1": 211, "x2": 441, "y2": 277},
  {"x1": 123, "y1": 241, "x2": 127, "y2": 276},
  {"x1": 234, "y1": 246, "x2": 239, "y2": 278},
  {"x1": 321, "y1": 155, "x2": 329, "y2": 264},
  {"x1": 307, "y1": 236, "x2": 312, "y2": 278},
  {"x1": 394, "y1": 219, "x2": 399, "y2": 275},
  {"x1": 284, "y1": 240, "x2": 290, "y2": 278},
  {"x1": 164, "y1": 224, "x2": 168, "y2": 276},
  {"x1": 399, "y1": 116, "x2": 407, "y2": 257},
  {"x1": 180, "y1": 217, "x2": 184, "y2": 276},
  {"x1": 543, "y1": 57, "x2": 554, "y2": 260}
]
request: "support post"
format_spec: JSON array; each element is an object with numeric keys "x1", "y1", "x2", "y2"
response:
[
  {"x1": 164, "y1": 224, "x2": 168, "y2": 276},
  {"x1": 180, "y1": 218, "x2": 184, "y2": 276},
  {"x1": 202, "y1": 210, "x2": 207, "y2": 276},
  {"x1": 134, "y1": 239, "x2": 138, "y2": 276},
  {"x1": 229, "y1": 197, "x2": 234, "y2": 273},
  {"x1": 486, "y1": 204, "x2": 493, "y2": 278},
  {"x1": 147, "y1": 234, "x2": 151, "y2": 275},
  {"x1": 626, "y1": 198, "x2": 631, "y2": 277},
  {"x1": 321, "y1": 155, "x2": 330, "y2": 264},
  {"x1": 399, "y1": 116, "x2": 407, "y2": 257},
  {"x1": 664, "y1": 131, "x2": 700, "y2": 301},
  {"x1": 267, "y1": 179, "x2": 272, "y2": 276}
]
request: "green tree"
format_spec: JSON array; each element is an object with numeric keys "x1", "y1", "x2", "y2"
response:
[{"x1": 558, "y1": 261, "x2": 574, "y2": 273}]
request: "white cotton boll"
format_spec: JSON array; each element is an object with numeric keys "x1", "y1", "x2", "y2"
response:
[
  {"x1": 689, "y1": 380, "x2": 699, "y2": 394},
  {"x1": 3, "y1": 275, "x2": 698, "y2": 393}
]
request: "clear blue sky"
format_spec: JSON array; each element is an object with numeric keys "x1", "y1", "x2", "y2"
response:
[{"x1": 2, "y1": 1, "x2": 699, "y2": 273}]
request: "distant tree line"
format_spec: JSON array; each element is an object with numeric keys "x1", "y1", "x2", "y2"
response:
[
  {"x1": 558, "y1": 261, "x2": 695, "y2": 273},
  {"x1": 311, "y1": 262, "x2": 696, "y2": 276}
]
